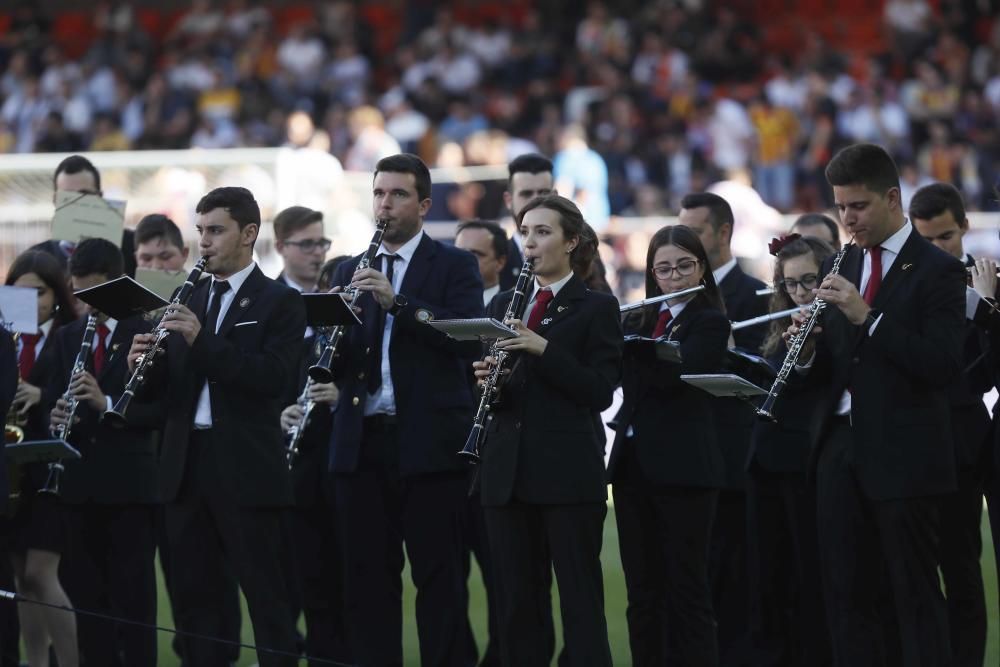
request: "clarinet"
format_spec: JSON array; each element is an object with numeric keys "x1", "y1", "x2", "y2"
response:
[
  {"x1": 458, "y1": 258, "x2": 535, "y2": 462},
  {"x1": 756, "y1": 242, "x2": 853, "y2": 422},
  {"x1": 104, "y1": 257, "x2": 208, "y2": 427},
  {"x1": 44, "y1": 314, "x2": 98, "y2": 495},
  {"x1": 308, "y1": 219, "x2": 389, "y2": 383},
  {"x1": 284, "y1": 377, "x2": 314, "y2": 469}
]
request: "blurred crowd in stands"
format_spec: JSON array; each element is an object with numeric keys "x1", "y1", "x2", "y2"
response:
[{"x1": 0, "y1": 0, "x2": 999, "y2": 229}]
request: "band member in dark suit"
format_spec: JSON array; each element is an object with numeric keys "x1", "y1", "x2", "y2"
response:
[
  {"x1": 128, "y1": 186, "x2": 305, "y2": 667},
  {"x1": 273, "y1": 205, "x2": 329, "y2": 293},
  {"x1": 789, "y1": 144, "x2": 965, "y2": 666},
  {"x1": 47, "y1": 238, "x2": 158, "y2": 665},
  {"x1": 498, "y1": 154, "x2": 555, "y2": 291},
  {"x1": 791, "y1": 213, "x2": 842, "y2": 252},
  {"x1": 679, "y1": 191, "x2": 767, "y2": 665},
  {"x1": 474, "y1": 195, "x2": 623, "y2": 667},
  {"x1": 134, "y1": 214, "x2": 190, "y2": 272},
  {"x1": 910, "y1": 183, "x2": 992, "y2": 667},
  {"x1": 747, "y1": 234, "x2": 834, "y2": 666},
  {"x1": 0, "y1": 326, "x2": 16, "y2": 511},
  {"x1": 607, "y1": 224, "x2": 727, "y2": 666},
  {"x1": 327, "y1": 154, "x2": 484, "y2": 666},
  {"x1": 4, "y1": 250, "x2": 78, "y2": 667},
  {"x1": 456, "y1": 219, "x2": 509, "y2": 307}
]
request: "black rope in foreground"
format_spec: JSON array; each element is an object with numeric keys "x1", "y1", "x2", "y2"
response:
[{"x1": 0, "y1": 589, "x2": 355, "y2": 666}]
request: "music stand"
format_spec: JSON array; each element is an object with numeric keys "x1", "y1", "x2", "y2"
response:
[
  {"x1": 624, "y1": 336, "x2": 683, "y2": 363},
  {"x1": 429, "y1": 318, "x2": 517, "y2": 341},
  {"x1": 681, "y1": 374, "x2": 769, "y2": 402},
  {"x1": 5, "y1": 439, "x2": 81, "y2": 464},
  {"x1": 74, "y1": 276, "x2": 170, "y2": 320},
  {"x1": 302, "y1": 293, "x2": 362, "y2": 327}
]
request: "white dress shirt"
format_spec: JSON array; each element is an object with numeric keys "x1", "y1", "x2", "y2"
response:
[
  {"x1": 16, "y1": 317, "x2": 54, "y2": 361},
  {"x1": 96, "y1": 317, "x2": 117, "y2": 411},
  {"x1": 365, "y1": 231, "x2": 425, "y2": 417},
  {"x1": 525, "y1": 270, "x2": 575, "y2": 316},
  {"x1": 193, "y1": 261, "x2": 257, "y2": 428},
  {"x1": 483, "y1": 283, "x2": 501, "y2": 306},
  {"x1": 713, "y1": 256, "x2": 738, "y2": 285}
]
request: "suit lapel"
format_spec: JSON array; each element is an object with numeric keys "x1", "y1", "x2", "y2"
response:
[
  {"x1": 98, "y1": 320, "x2": 132, "y2": 382},
  {"x1": 871, "y1": 232, "x2": 921, "y2": 311},
  {"x1": 398, "y1": 234, "x2": 436, "y2": 298},
  {"x1": 534, "y1": 275, "x2": 586, "y2": 336},
  {"x1": 218, "y1": 266, "x2": 266, "y2": 337},
  {"x1": 719, "y1": 264, "x2": 742, "y2": 302},
  {"x1": 188, "y1": 278, "x2": 210, "y2": 325}
]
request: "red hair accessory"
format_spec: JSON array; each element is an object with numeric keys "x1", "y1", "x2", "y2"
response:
[{"x1": 768, "y1": 233, "x2": 801, "y2": 256}]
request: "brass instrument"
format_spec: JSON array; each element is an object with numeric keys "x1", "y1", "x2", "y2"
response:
[
  {"x1": 44, "y1": 314, "x2": 98, "y2": 495},
  {"x1": 619, "y1": 285, "x2": 706, "y2": 313},
  {"x1": 104, "y1": 257, "x2": 208, "y2": 427},
  {"x1": 308, "y1": 219, "x2": 389, "y2": 383},
  {"x1": 458, "y1": 257, "x2": 535, "y2": 462},
  {"x1": 756, "y1": 242, "x2": 853, "y2": 421}
]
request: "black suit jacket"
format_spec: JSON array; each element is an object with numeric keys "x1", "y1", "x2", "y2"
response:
[
  {"x1": 286, "y1": 333, "x2": 334, "y2": 507},
  {"x1": 607, "y1": 299, "x2": 727, "y2": 488},
  {"x1": 806, "y1": 232, "x2": 965, "y2": 500},
  {"x1": 479, "y1": 274, "x2": 623, "y2": 506},
  {"x1": 328, "y1": 233, "x2": 485, "y2": 476},
  {"x1": 148, "y1": 265, "x2": 305, "y2": 506},
  {"x1": 714, "y1": 262, "x2": 769, "y2": 489},
  {"x1": 498, "y1": 237, "x2": 524, "y2": 291},
  {"x1": 30, "y1": 229, "x2": 136, "y2": 278},
  {"x1": 0, "y1": 327, "x2": 16, "y2": 512},
  {"x1": 948, "y1": 317, "x2": 993, "y2": 481},
  {"x1": 44, "y1": 315, "x2": 159, "y2": 504}
]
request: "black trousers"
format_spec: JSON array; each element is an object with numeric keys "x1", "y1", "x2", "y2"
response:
[
  {"x1": 709, "y1": 489, "x2": 750, "y2": 667},
  {"x1": 334, "y1": 419, "x2": 471, "y2": 667},
  {"x1": 938, "y1": 475, "x2": 986, "y2": 667},
  {"x1": 463, "y1": 492, "x2": 500, "y2": 667},
  {"x1": 165, "y1": 430, "x2": 298, "y2": 667},
  {"x1": 288, "y1": 477, "x2": 352, "y2": 666},
  {"x1": 816, "y1": 422, "x2": 949, "y2": 667},
  {"x1": 60, "y1": 502, "x2": 157, "y2": 667},
  {"x1": 0, "y1": 518, "x2": 20, "y2": 667},
  {"x1": 613, "y1": 482, "x2": 718, "y2": 667},
  {"x1": 746, "y1": 466, "x2": 830, "y2": 667},
  {"x1": 484, "y1": 500, "x2": 612, "y2": 667}
]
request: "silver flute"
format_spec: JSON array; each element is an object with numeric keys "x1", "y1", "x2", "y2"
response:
[{"x1": 619, "y1": 285, "x2": 705, "y2": 313}]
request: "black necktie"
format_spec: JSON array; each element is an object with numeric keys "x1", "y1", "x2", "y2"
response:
[
  {"x1": 203, "y1": 280, "x2": 231, "y2": 334},
  {"x1": 368, "y1": 254, "x2": 398, "y2": 394}
]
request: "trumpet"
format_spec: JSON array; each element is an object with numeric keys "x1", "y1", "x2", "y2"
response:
[
  {"x1": 619, "y1": 285, "x2": 705, "y2": 313},
  {"x1": 459, "y1": 257, "x2": 535, "y2": 462},
  {"x1": 756, "y1": 242, "x2": 853, "y2": 421},
  {"x1": 308, "y1": 219, "x2": 389, "y2": 383},
  {"x1": 45, "y1": 314, "x2": 98, "y2": 495},
  {"x1": 104, "y1": 257, "x2": 208, "y2": 427}
]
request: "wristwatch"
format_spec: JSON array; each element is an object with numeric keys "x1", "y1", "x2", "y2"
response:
[{"x1": 389, "y1": 294, "x2": 408, "y2": 315}]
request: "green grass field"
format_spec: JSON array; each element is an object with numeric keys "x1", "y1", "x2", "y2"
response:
[{"x1": 152, "y1": 506, "x2": 1000, "y2": 666}]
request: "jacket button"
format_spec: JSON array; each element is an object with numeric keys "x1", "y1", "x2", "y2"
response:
[
  {"x1": 515, "y1": 421, "x2": 521, "y2": 429},
  {"x1": 852, "y1": 357, "x2": 860, "y2": 364},
  {"x1": 365, "y1": 346, "x2": 371, "y2": 354},
  {"x1": 358, "y1": 372, "x2": 365, "y2": 380},
  {"x1": 352, "y1": 397, "x2": 360, "y2": 406}
]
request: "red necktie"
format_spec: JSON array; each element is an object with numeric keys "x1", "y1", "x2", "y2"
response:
[
  {"x1": 526, "y1": 289, "x2": 554, "y2": 331},
  {"x1": 652, "y1": 309, "x2": 673, "y2": 338},
  {"x1": 863, "y1": 246, "x2": 883, "y2": 306},
  {"x1": 18, "y1": 333, "x2": 39, "y2": 380},
  {"x1": 92, "y1": 323, "x2": 109, "y2": 376}
]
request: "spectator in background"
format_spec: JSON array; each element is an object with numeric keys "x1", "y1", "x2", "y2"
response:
[
  {"x1": 554, "y1": 124, "x2": 610, "y2": 232},
  {"x1": 439, "y1": 97, "x2": 489, "y2": 145},
  {"x1": 88, "y1": 112, "x2": 131, "y2": 151},
  {"x1": 344, "y1": 105, "x2": 401, "y2": 172},
  {"x1": 748, "y1": 94, "x2": 799, "y2": 211}
]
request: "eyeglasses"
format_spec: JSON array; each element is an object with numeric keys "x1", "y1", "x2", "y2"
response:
[
  {"x1": 284, "y1": 238, "x2": 332, "y2": 252},
  {"x1": 781, "y1": 274, "x2": 819, "y2": 292},
  {"x1": 652, "y1": 259, "x2": 700, "y2": 279}
]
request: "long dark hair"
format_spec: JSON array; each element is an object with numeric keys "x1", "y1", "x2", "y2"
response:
[
  {"x1": 5, "y1": 250, "x2": 76, "y2": 330},
  {"x1": 762, "y1": 236, "x2": 835, "y2": 356},
  {"x1": 517, "y1": 194, "x2": 599, "y2": 280},
  {"x1": 640, "y1": 225, "x2": 725, "y2": 332}
]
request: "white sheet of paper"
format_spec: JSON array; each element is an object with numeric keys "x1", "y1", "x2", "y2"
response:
[
  {"x1": 51, "y1": 191, "x2": 126, "y2": 246},
  {"x1": 0, "y1": 285, "x2": 38, "y2": 334}
]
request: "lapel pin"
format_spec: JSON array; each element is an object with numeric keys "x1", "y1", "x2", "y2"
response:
[
  {"x1": 239, "y1": 297, "x2": 250, "y2": 308},
  {"x1": 541, "y1": 317, "x2": 553, "y2": 326},
  {"x1": 902, "y1": 263, "x2": 913, "y2": 271},
  {"x1": 557, "y1": 305, "x2": 567, "y2": 313},
  {"x1": 111, "y1": 343, "x2": 120, "y2": 352}
]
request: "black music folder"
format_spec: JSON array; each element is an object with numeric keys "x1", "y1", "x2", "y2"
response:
[
  {"x1": 302, "y1": 293, "x2": 363, "y2": 327},
  {"x1": 74, "y1": 276, "x2": 170, "y2": 321},
  {"x1": 680, "y1": 374, "x2": 768, "y2": 401},
  {"x1": 623, "y1": 335, "x2": 683, "y2": 363},
  {"x1": 726, "y1": 349, "x2": 777, "y2": 387},
  {"x1": 5, "y1": 439, "x2": 81, "y2": 464}
]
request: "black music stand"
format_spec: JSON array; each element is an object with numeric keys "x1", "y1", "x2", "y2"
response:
[
  {"x1": 5, "y1": 439, "x2": 81, "y2": 464},
  {"x1": 302, "y1": 293, "x2": 363, "y2": 327},
  {"x1": 624, "y1": 335, "x2": 683, "y2": 363},
  {"x1": 74, "y1": 276, "x2": 170, "y2": 320},
  {"x1": 681, "y1": 374, "x2": 769, "y2": 402},
  {"x1": 429, "y1": 318, "x2": 518, "y2": 341}
]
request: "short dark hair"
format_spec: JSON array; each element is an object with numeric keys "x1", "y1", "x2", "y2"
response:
[
  {"x1": 53, "y1": 154, "x2": 101, "y2": 193},
  {"x1": 69, "y1": 238, "x2": 124, "y2": 279},
  {"x1": 374, "y1": 153, "x2": 431, "y2": 201},
  {"x1": 517, "y1": 195, "x2": 597, "y2": 278},
  {"x1": 680, "y1": 192, "x2": 735, "y2": 233},
  {"x1": 5, "y1": 250, "x2": 76, "y2": 329},
  {"x1": 456, "y1": 219, "x2": 508, "y2": 260},
  {"x1": 195, "y1": 186, "x2": 262, "y2": 232},
  {"x1": 508, "y1": 153, "x2": 553, "y2": 187},
  {"x1": 909, "y1": 182, "x2": 967, "y2": 227},
  {"x1": 791, "y1": 213, "x2": 842, "y2": 250},
  {"x1": 135, "y1": 214, "x2": 185, "y2": 251},
  {"x1": 273, "y1": 206, "x2": 323, "y2": 243},
  {"x1": 825, "y1": 143, "x2": 900, "y2": 195}
]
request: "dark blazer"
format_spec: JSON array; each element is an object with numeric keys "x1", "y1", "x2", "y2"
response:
[
  {"x1": 0, "y1": 326, "x2": 16, "y2": 512},
  {"x1": 30, "y1": 229, "x2": 136, "y2": 278},
  {"x1": 714, "y1": 262, "x2": 769, "y2": 489},
  {"x1": 807, "y1": 232, "x2": 966, "y2": 500},
  {"x1": 286, "y1": 333, "x2": 334, "y2": 507},
  {"x1": 498, "y1": 237, "x2": 524, "y2": 291},
  {"x1": 44, "y1": 315, "x2": 159, "y2": 504},
  {"x1": 607, "y1": 298, "x2": 728, "y2": 488},
  {"x1": 150, "y1": 265, "x2": 305, "y2": 506},
  {"x1": 948, "y1": 317, "x2": 993, "y2": 480},
  {"x1": 747, "y1": 345, "x2": 829, "y2": 474},
  {"x1": 328, "y1": 232, "x2": 485, "y2": 475},
  {"x1": 479, "y1": 274, "x2": 623, "y2": 506}
]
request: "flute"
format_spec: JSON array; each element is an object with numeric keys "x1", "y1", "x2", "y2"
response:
[{"x1": 619, "y1": 285, "x2": 705, "y2": 313}]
